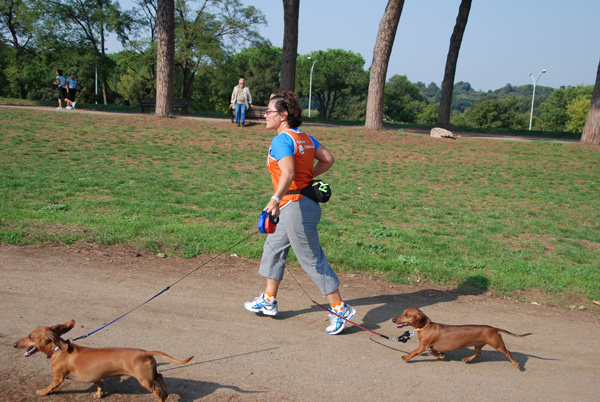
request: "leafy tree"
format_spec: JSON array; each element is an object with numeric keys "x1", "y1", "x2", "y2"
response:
[
  {"x1": 332, "y1": 94, "x2": 368, "y2": 121},
  {"x1": 296, "y1": 49, "x2": 368, "y2": 119},
  {"x1": 416, "y1": 102, "x2": 439, "y2": 124},
  {"x1": 463, "y1": 97, "x2": 526, "y2": 129},
  {"x1": 113, "y1": 47, "x2": 157, "y2": 105},
  {"x1": 384, "y1": 74, "x2": 424, "y2": 123},
  {"x1": 0, "y1": 0, "x2": 44, "y2": 98},
  {"x1": 133, "y1": 0, "x2": 158, "y2": 43},
  {"x1": 450, "y1": 81, "x2": 487, "y2": 112},
  {"x1": 365, "y1": 0, "x2": 404, "y2": 130},
  {"x1": 0, "y1": 42, "x2": 9, "y2": 91},
  {"x1": 42, "y1": 0, "x2": 134, "y2": 104},
  {"x1": 565, "y1": 97, "x2": 591, "y2": 132},
  {"x1": 123, "y1": 0, "x2": 266, "y2": 106},
  {"x1": 173, "y1": 0, "x2": 266, "y2": 99},
  {"x1": 214, "y1": 45, "x2": 282, "y2": 112},
  {"x1": 329, "y1": 67, "x2": 370, "y2": 121},
  {"x1": 495, "y1": 83, "x2": 552, "y2": 113},
  {"x1": 537, "y1": 85, "x2": 593, "y2": 131},
  {"x1": 438, "y1": 0, "x2": 471, "y2": 125},
  {"x1": 416, "y1": 81, "x2": 441, "y2": 103}
]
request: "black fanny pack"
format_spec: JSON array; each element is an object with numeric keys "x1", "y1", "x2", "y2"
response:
[{"x1": 286, "y1": 179, "x2": 332, "y2": 203}]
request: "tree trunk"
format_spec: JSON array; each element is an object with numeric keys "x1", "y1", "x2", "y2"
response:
[
  {"x1": 101, "y1": 80, "x2": 108, "y2": 105},
  {"x1": 156, "y1": 0, "x2": 175, "y2": 116},
  {"x1": 438, "y1": 0, "x2": 472, "y2": 125},
  {"x1": 365, "y1": 0, "x2": 404, "y2": 131},
  {"x1": 280, "y1": 0, "x2": 299, "y2": 92},
  {"x1": 581, "y1": 57, "x2": 600, "y2": 145}
]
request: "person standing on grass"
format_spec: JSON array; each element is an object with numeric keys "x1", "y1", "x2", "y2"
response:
[
  {"x1": 229, "y1": 78, "x2": 253, "y2": 127},
  {"x1": 66, "y1": 72, "x2": 78, "y2": 109},
  {"x1": 54, "y1": 70, "x2": 73, "y2": 110},
  {"x1": 244, "y1": 90, "x2": 356, "y2": 335}
]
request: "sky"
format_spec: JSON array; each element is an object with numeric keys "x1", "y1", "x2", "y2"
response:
[{"x1": 111, "y1": 0, "x2": 599, "y2": 91}]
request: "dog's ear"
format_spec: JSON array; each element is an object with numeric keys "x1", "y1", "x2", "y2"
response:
[
  {"x1": 46, "y1": 331, "x2": 69, "y2": 351},
  {"x1": 415, "y1": 310, "x2": 429, "y2": 328},
  {"x1": 51, "y1": 320, "x2": 75, "y2": 336}
]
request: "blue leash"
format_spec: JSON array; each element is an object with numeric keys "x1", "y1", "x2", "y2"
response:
[
  {"x1": 71, "y1": 231, "x2": 259, "y2": 342},
  {"x1": 71, "y1": 287, "x2": 171, "y2": 341}
]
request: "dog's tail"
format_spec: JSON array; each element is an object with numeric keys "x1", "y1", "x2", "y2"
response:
[
  {"x1": 497, "y1": 329, "x2": 532, "y2": 338},
  {"x1": 149, "y1": 352, "x2": 194, "y2": 364}
]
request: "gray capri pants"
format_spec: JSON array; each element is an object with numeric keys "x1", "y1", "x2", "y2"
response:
[{"x1": 258, "y1": 196, "x2": 340, "y2": 295}]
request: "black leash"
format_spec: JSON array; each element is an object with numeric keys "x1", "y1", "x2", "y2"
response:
[
  {"x1": 71, "y1": 231, "x2": 260, "y2": 342},
  {"x1": 284, "y1": 266, "x2": 413, "y2": 343}
]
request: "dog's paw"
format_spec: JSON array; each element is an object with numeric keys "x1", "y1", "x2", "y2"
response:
[
  {"x1": 401, "y1": 355, "x2": 410, "y2": 362},
  {"x1": 37, "y1": 389, "x2": 49, "y2": 396}
]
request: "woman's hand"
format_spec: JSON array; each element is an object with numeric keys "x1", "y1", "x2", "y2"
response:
[{"x1": 265, "y1": 198, "x2": 280, "y2": 218}]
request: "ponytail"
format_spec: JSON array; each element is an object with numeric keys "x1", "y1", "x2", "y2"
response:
[{"x1": 270, "y1": 90, "x2": 303, "y2": 128}]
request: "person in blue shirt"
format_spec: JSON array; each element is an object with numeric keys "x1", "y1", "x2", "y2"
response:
[
  {"x1": 243, "y1": 90, "x2": 356, "y2": 335},
  {"x1": 66, "y1": 72, "x2": 78, "y2": 109},
  {"x1": 54, "y1": 70, "x2": 74, "y2": 110}
]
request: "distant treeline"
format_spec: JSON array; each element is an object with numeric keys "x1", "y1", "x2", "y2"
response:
[{"x1": 0, "y1": 0, "x2": 592, "y2": 132}]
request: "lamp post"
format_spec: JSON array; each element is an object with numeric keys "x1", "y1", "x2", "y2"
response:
[
  {"x1": 528, "y1": 69, "x2": 547, "y2": 130},
  {"x1": 95, "y1": 66, "x2": 98, "y2": 104},
  {"x1": 308, "y1": 56, "x2": 317, "y2": 118}
]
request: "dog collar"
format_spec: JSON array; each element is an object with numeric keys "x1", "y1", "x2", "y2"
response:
[
  {"x1": 414, "y1": 319, "x2": 431, "y2": 333},
  {"x1": 47, "y1": 346, "x2": 60, "y2": 358}
]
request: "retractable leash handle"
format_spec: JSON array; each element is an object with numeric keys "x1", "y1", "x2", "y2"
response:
[{"x1": 258, "y1": 210, "x2": 279, "y2": 234}]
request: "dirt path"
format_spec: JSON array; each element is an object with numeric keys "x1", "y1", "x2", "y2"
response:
[{"x1": 1, "y1": 243, "x2": 598, "y2": 402}]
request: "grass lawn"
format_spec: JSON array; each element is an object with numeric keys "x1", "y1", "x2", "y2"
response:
[{"x1": 1, "y1": 106, "x2": 598, "y2": 304}]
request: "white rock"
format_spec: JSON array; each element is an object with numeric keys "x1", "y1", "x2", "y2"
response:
[{"x1": 430, "y1": 127, "x2": 456, "y2": 139}]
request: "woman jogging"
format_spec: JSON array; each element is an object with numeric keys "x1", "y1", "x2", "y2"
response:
[{"x1": 244, "y1": 90, "x2": 356, "y2": 335}]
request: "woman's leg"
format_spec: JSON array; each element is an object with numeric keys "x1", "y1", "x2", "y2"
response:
[
  {"x1": 285, "y1": 198, "x2": 340, "y2": 295},
  {"x1": 265, "y1": 278, "x2": 282, "y2": 295},
  {"x1": 286, "y1": 198, "x2": 355, "y2": 334},
  {"x1": 244, "y1": 219, "x2": 290, "y2": 315},
  {"x1": 325, "y1": 289, "x2": 342, "y2": 305}
]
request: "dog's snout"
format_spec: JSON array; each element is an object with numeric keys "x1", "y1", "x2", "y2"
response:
[
  {"x1": 391, "y1": 317, "x2": 396, "y2": 323},
  {"x1": 13, "y1": 342, "x2": 18, "y2": 348}
]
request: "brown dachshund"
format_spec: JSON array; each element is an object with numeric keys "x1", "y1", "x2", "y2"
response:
[
  {"x1": 14, "y1": 320, "x2": 194, "y2": 401},
  {"x1": 392, "y1": 308, "x2": 531, "y2": 369}
]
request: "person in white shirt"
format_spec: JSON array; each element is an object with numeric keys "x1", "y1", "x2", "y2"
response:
[{"x1": 229, "y1": 78, "x2": 254, "y2": 127}]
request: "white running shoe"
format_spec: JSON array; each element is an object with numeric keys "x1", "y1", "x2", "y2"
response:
[
  {"x1": 326, "y1": 303, "x2": 356, "y2": 335},
  {"x1": 244, "y1": 292, "x2": 278, "y2": 316},
  {"x1": 72, "y1": 102, "x2": 76, "y2": 109},
  {"x1": 56, "y1": 106, "x2": 63, "y2": 110},
  {"x1": 66, "y1": 106, "x2": 72, "y2": 110}
]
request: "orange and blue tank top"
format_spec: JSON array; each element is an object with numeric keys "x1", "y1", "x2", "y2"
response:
[{"x1": 267, "y1": 128, "x2": 321, "y2": 207}]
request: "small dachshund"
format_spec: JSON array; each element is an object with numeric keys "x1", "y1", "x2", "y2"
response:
[
  {"x1": 392, "y1": 308, "x2": 531, "y2": 368},
  {"x1": 14, "y1": 320, "x2": 194, "y2": 401}
]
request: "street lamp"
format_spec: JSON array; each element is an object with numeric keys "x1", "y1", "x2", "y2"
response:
[
  {"x1": 308, "y1": 56, "x2": 317, "y2": 118},
  {"x1": 528, "y1": 69, "x2": 547, "y2": 130}
]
